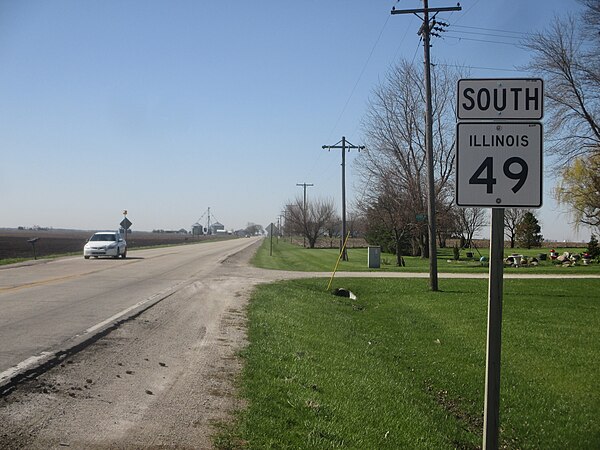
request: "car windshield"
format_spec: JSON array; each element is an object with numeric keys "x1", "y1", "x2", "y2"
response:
[{"x1": 90, "y1": 234, "x2": 116, "y2": 242}]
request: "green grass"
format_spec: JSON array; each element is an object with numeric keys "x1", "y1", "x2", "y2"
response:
[
  {"x1": 218, "y1": 278, "x2": 600, "y2": 449},
  {"x1": 252, "y1": 240, "x2": 600, "y2": 274},
  {"x1": 0, "y1": 257, "x2": 29, "y2": 266},
  {"x1": 0, "y1": 252, "x2": 82, "y2": 266}
]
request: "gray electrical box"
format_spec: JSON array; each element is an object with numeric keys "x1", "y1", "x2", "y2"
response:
[{"x1": 368, "y1": 246, "x2": 381, "y2": 268}]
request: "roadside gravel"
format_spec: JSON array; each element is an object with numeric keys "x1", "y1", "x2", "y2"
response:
[{"x1": 0, "y1": 241, "x2": 274, "y2": 449}]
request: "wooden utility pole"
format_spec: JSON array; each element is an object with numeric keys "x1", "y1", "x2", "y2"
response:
[
  {"x1": 207, "y1": 207, "x2": 212, "y2": 235},
  {"x1": 322, "y1": 137, "x2": 364, "y2": 261},
  {"x1": 296, "y1": 182, "x2": 314, "y2": 248},
  {"x1": 391, "y1": 0, "x2": 461, "y2": 291},
  {"x1": 277, "y1": 215, "x2": 283, "y2": 243}
]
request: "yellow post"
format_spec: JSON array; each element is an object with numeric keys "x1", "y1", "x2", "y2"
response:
[{"x1": 327, "y1": 232, "x2": 351, "y2": 291}]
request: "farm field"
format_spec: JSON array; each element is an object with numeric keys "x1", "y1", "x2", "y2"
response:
[{"x1": 0, "y1": 228, "x2": 227, "y2": 263}]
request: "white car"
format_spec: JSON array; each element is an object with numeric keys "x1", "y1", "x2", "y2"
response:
[{"x1": 84, "y1": 231, "x2": 127, "y2": 259}]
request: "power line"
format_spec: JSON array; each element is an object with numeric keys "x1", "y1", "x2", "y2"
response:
[
  {"x1": 305, "y1": 12, "x2": 392, "y2": 206},
  {"x1": 445, "y1": 0, "x2": 480, "y2": 26},
  {"x1": 411, "y1": 37, "x2": 422, "y2": 64},
  {"x1": 434, "y1": 62, "x2": 525, "y2": 73},
  {"x1": 443, "y1": 35, "x2": 521, "y2": 46},
  {"x1": 392, "y1": 13, "x2": 417, "y2": 62},
  {"x1": 445, "y1": 29, "x2": 524, "y2": 40},
  {"x1": 451, "y1": 23, "x2": 534, "y2": 36},
  {"x1": 327, "y1": 14, "x2": 391, "y2": 141}
]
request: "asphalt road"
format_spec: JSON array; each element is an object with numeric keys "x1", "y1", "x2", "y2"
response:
[{"x1": 0, "y1": 237, "x2": 261, "y2": 385}]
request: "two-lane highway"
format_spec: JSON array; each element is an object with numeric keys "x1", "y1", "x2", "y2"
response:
[{"x1": 0, "y1": 237, "x2": 260, "y2": 385}]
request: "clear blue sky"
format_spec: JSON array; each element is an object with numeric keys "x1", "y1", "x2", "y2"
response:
[{"x1": 0, "y1": 0, "x2": 589, "y2": 241}]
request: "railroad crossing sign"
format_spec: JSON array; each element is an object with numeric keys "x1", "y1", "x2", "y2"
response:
[{"x1": 456, "y1": 122, "x2": 542, "y2": 207}]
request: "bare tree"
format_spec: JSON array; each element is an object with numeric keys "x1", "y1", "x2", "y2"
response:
[
  {"x1": 323, "y1": 215, "x2": 341, "y2": 248},
  {"x1": 521, "y1": 2, "x2": 600, "y2": 232},
  {"x1": 504, "y1": 208, "x2": 531, "y2": 248},
  {"x1": 285, "y1": 196, "x2": 336, "y2": 248},
  {"x1": 357, "y1": 181, "x2": 415, "y2": 265},
  {"x1": 456, "y1": 207, "x2": 488, "y2": 249},
  {"x1": 522, "y1": 7, "x2": 600, "y2": 164},
  {"x1": 357, "y1": 59, "x2": 460, "y2": 257},
  {"x1": 436, "y1": 202, "x2": 460, "y2": 248}
]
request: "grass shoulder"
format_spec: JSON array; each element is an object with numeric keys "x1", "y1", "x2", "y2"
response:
[{"x1": 218, "y1": 277, "x2": 600, "y2": 449}]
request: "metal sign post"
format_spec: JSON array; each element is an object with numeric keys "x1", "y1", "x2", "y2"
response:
[
  {"x1": 483, "y1": 208, "x2": 504, "y2": 450},
  {"x1": 270, "y1": 223, "x2": 273, "y2": 257},
  {"x1": 456, "y1": 78, "x2": 543, "y2": 450}
]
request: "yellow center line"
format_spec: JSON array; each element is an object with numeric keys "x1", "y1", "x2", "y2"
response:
[{"x1": 0, "y1": 259, "x2": 140, "y2": 294}]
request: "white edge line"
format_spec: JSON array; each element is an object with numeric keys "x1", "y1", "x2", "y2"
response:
[
  {"x1": 0, "y1": 286, "x2": 179, "y2": 387},
  {"x1": 84, "y1": 298, "x2": 153, "y2": 335},
  {"x1": 0, "y1": 352, "x2": 53, "y2": 383}
]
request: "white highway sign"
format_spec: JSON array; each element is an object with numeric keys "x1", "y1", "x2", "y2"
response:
[
  {"x1": 457, "y1": 78, "x2": 544, "y2": 120},
  {"x1": 456, "y1": 122, "x2": 542, "y2": 207}
]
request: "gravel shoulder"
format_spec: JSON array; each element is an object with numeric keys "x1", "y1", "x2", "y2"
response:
[{"x1": 0, "y1": 241, "x2": 270, "y2": 449}]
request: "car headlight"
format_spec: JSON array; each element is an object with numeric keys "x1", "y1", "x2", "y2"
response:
[{"x1": 107, "y1": 243, "x2": 117, "y2": 249}]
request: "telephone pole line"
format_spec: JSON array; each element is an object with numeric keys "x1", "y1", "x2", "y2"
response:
[
  {"x1": 391, "y1": 0, "x2": 461, "y2": 292},
  {"x1": 296, "y1": 183, "x2": 314, "y2": 247},
  {"x1": 322, "y1": 136, "x2": 364, "y2": 261}
]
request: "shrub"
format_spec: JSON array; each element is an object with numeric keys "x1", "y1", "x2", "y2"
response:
[{"x1": 587, "y1": 234, "x2": 600, "y2": 260}]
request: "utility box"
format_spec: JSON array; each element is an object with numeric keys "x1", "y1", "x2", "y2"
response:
[{"x1": 368, "y1": 246, "x2": 381, "y2": 269}]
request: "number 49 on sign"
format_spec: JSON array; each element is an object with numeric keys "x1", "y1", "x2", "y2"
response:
[
  {"x1": 456, "y1": 122, "x2": 542, "y2": 208},
  {"x1": 469, "y1": 156, "x2": 529, "y2": 194}
]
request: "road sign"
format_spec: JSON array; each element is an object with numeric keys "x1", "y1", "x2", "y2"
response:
[
  {"x1": 120, "y1": 218, "x2": 132, "y2": 230},
  {"x1": 456, "y1": 122, "x2": 542, "y2": 207},
  {"x1": 457, "y1": 78, "x2": 543, "y2": 121},
  {"x1": 455, "y1": 78, "x2": 544, "y2": 450}
]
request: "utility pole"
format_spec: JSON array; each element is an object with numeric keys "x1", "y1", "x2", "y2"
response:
[
  {"x1": 296, "y1": 182, "x2": 314, "y2": 248},
  {"x1": 391, "y1": 0, "x2": 460, "y2": 292},
  {"x1": 322, "y1": 136, "x2": 364, "y2": 261},
  {"x1": 207, "y1": 207, "x2": 211, "y2": 235},
  {"x1": 281, "y1": 209, "x2": 288, "y2": 243},
  {"x1": 277, "y1": 215, "x2": 283, "y2": 243}
]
